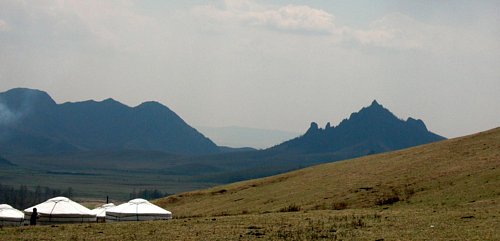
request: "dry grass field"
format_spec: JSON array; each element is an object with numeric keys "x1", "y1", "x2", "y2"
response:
[
  {"x1": 156, "y1": 127, "x2": 500, "y2": 218},
  {"x1": 2, "y1": 205, "x2": 498, "y2": 240},
  {"x1": 1, "y1": 127, "x2": 499, "y2": 240}
]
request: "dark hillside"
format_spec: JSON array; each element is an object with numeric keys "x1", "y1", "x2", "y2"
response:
[
  {"x1": 270, "y1": 100, "x2": 445, "y2": 155},
  {"x1": 0, "y1": 88, "x2": 219, "y2": 155}
]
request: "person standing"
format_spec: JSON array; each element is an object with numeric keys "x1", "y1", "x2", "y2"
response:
[{"x1": 30, "y1": 208, "x2": 37, "y2": 225}]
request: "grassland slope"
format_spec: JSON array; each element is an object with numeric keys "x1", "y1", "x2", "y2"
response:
[
  {"x1": 1, "y1": 128, "x2": 499, "y2": 240},
  {"x1": 155, "y1": 127, "x2": 500, "y2": 217}
]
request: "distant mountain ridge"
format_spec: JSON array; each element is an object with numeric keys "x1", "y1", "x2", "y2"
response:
[
  {"x1": 197, "y1": 126, "x2": 300, "y2": 149},
  {"x1": 174, "y1": 101, "x2": 447, "y2": 184},
  {"x1": 0, "y1": 90, "x2": 450, "y2": 195},
  {"x1": 0, "y1": 87, "x2": 446, "y2": 182},
  {"x1": 0, "y1": 88, "x2": 219, "y2": 155},
  {"x1": 270, "y1": 100, "x2": 445, "y2": 156}
]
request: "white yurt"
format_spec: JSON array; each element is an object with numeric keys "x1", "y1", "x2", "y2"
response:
[
  {"x1": 0, "y1": 204, "x2": 24, "y2": 226},
  {"x1": 106, "y1": 198, "x2": 172, "y2": 222},
  {"x1": 24, "y1": 197, "x2": 96, "y2": 224},
  {"x1": 91, "y1": 203, "x2": 115, "y2": 222}
]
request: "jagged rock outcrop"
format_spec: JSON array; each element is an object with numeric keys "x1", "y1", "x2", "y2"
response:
[{"x1": 270, "y1": 100, "x2": 445, "y2": 155}]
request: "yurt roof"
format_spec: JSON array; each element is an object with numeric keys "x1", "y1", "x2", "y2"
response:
[
  {"x1": 91, "y1": 203, "x2": 115, "y2": 217},
  {"x1": 107, "y1": 198, "x2": 171, "y2": 215},
  {"x1": 0, "y1": 204, "x2": 24, "y2": 219},
  {"x1": 24, "y1": 196, "x2": 93, "y2": 216}
]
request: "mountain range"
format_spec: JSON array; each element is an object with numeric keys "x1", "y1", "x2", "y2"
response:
[
  {"x1": 1, "y1": 88, "x2": 445, "y2": 179},
  {"x1": 0, "y1": 88, "x2": 219, "y2": 155},
  {"x1": 0, "y1": 87, "x2": 449, "y2": 198}
]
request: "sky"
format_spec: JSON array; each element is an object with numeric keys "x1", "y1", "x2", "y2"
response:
[{"x1": 0, "y1": 0, "x2": 499, "y2": 138}]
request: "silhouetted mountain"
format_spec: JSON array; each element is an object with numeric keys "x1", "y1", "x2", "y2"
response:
[
  {"x1": 0, "y1": 88, "x2": 219, "y2": 155},
  {"x1": 270, "y1": 100, "x2": 445, "y2": 156},
  {"x1": 0, "y1": 92, "x2": 449, "y2": 189},
  {"x1": 173, "y1": 101, "x2": 447, "y2": 184}
]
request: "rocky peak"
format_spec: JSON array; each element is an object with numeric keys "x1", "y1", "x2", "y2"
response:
[{"x1": 305, "y1": 122, "x2": 320, "y2": 135}]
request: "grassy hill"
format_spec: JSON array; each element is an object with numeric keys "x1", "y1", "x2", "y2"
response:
[
  {"x1": 155, "y1": 127, "x2": 499, "y2": 217},
  {"x1": 1, "y1": 127, "x2": 498, "y2": 240}
]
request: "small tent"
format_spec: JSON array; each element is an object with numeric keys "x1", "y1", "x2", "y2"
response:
[
  {"x1": 24, "y1": 197, "x2": 96, "y2": 224},
  {"x1": 0, "y1": 204, "x2": 24, "y2": 226},
  {"x1": 106, "y1": 198, "x2": 172, "y2": 222},
  {"x1": 91, "y1": 203, "x2": 115, "y2": 222}
]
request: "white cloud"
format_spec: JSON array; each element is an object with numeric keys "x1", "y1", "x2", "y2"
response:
[
  {"x1": 244, "y1": 5, "x2": 335, "y2": 34},
  {"x1": 2, "y1": 1, "x2": 445, "y2": 52},
  {"x1": 192, "y1": 2, "x2": 433, "y2": 49},
  {"x1": 193, "y1": 1, "x2": 337, "y2": 35}
]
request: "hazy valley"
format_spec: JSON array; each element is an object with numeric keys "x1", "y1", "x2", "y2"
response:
[{"x1": 1, "y1": 88, "x2": 446, "y2": 201}]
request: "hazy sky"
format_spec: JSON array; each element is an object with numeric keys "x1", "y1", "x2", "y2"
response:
[{"x1": 1, "y1": 0, "x2": 499, "y2": 138}]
